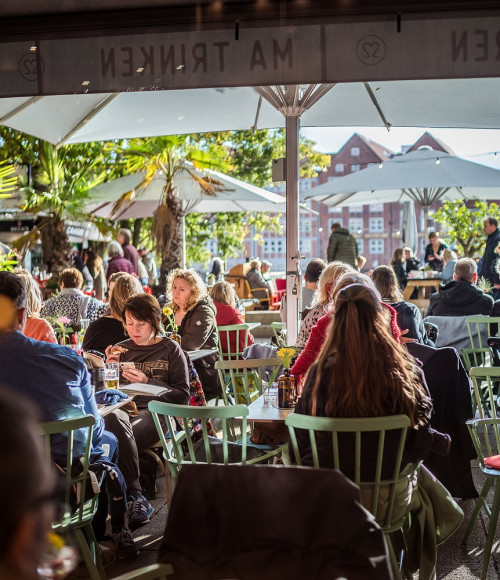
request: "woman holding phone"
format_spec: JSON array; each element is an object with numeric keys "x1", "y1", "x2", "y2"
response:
[{"x1": 104, "y1": 293, "x2": 189, "y2": 530}]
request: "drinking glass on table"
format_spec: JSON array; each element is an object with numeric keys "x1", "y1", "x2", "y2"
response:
[{"x1": 104, "y1": 362, "x2": 119, "y2": 389}]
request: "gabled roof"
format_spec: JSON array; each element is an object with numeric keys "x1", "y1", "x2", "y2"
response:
[
  {"x1": 329, "y1": 132, "x2": 393, "y2": 161},
  {"x1": 407, "y1": 131, "x2": 455, "y2": 154}
]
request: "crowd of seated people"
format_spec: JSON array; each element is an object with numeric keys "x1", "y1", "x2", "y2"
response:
[{"x1": 3, "y1": 233, "x2": 494, "y2": 577}]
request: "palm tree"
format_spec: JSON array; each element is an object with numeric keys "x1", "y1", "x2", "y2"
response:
[
  {"x1": 109, "y1": 136, "x2": 228, "y2": 285},
  {"x1": 16, "y1": 141, "x2": 112, "y2": 274}
]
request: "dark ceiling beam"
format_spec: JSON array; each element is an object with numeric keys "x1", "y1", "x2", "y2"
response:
[{"x1": 0, "y1": 0, "x2": 499, "y2": 40}]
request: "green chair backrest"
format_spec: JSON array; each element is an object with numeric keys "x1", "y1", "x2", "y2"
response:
[
  {"x1": 271, "y1": 321, "x2": 283, "y2": 341},
  {"x1": 149, "y1": 401, "x2": 272, "y2": 485},
  {"x1": 461, "y1": 347, "x2": 492, "y2": 372},
  {"x1": 111, "y1": 563, "x2": 174, "y2": 580},
  {"x1": 40, "y1": 415, "x2": 97, "y2": 528},
  {"x1": 215, "y1": 357, "x2": 282, "y2": 405},
  {"x1": 286, "y1": 413, "x2": 413, "y2": 530},
  {"x1": 466, "y1": 316, "x2": 500, "y2": 349},
  {"x1": 217, "y1": 323, "x2": 250, "y2": 361},
  {"x1": 469, "y1": 366, "x2": 500, "y2": 419},
  {"x1": 467, "y1": 417, "x2": 500, "y2": 469}
]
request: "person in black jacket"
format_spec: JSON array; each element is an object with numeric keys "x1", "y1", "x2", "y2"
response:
[
  {"x1": 479, "y1": 216, "x2": 500, "y2": 285},
  {"x1": 427, "y1": 257, "x2": 495, "y2": 317},
  {"x1": 165, "y1": 268, "x2": 222, "y2": 401}
]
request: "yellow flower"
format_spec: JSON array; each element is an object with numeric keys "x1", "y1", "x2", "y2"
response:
[
  {"x1": 162, "y1": 306, "x2": 173, "y2": 317},
  {"x1": 277, "y1": 347, "x2": 295, "y2": 359},
  {"x1": 47, "y1": 532, "x2": 65, "y2": 551}
]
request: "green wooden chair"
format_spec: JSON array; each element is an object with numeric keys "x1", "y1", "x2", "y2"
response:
[
  {"x1": 469, "y1": 366, "x2": 500, "y2": 419},
  {"x1": 462, "y1": 350, "x2": 493, "y2": 414},
  {"x1": 111, "y1": 563, "x2": 174, "y2": 579},
  {"x1": 286, "y1": 413, "x2": 416, "y2": 579},
  {"x1": 40, "y1": 415, "x2": 105, "y2": 580},
  {"x1": 217, "y1": 323, "x2": 251, "y2": 361},
  {"x1": 215, "y1": 357, "x2": 282, "y2": 405},
  {"x1": 148, "y1": 401, "x2": 281, "y2": 503},
  {"x1": 462, "y1": 417, "x2": 500, "y2": 579},
  {"x1": 465, "y1": 316, "x2": 500, "y2": 349}
]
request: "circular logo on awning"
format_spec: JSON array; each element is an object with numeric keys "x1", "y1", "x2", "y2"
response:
[
  {"x1": 356, "y1": 36, "x2": 386, "y2": 65},
  {"x1": 18, "y1": 53, "x2": 45, "y2": 81}
]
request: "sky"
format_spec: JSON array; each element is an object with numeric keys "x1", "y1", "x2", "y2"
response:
[{"x1": 301, "y1": 127, "x2": 500, "y2": 169}]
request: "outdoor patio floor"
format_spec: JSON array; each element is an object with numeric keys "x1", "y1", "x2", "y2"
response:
[{"x1": 66, "y1": 456, "x2": 500, "y2": 579}]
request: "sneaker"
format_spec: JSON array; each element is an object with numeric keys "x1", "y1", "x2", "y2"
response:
[
  {"x1": 127, "y1": 492, "x2": 154, "y2": 530},
  {"x1": 113, "y1": 528, "x2": 139, "y2": 560}
]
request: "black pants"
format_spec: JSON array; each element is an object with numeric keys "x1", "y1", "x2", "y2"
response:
[{"x1": 104, "y1": 408, "x2": 162, "y2": 493}]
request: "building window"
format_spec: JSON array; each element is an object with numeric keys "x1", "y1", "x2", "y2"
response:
[
  {"x1": 351, "y1": 164, "x2": 360, "y2": 172},
  {"x1": 328, "y1": 206, "x2": 343, "y2": 214},
  {"x1": 348, "y1": 205, "x2": 363, "y2": 213},
  {"x1": 349, "y1": 218, "x2": 363, "y2": 234},
  {"x1": 300, "y1": 219, "x2": 312, "y2": 234},
  {"x1": 299, "y1": 239, "x2": 312, "y2": 254},
  {"x1": 335, "y1": 163, "x2": 344, "y2": 173},
  {"x1": 369, "y1": 217, "x2": 384, "y2": 233},
  {"x1": 351, "y1": 147, "x2": 360, "y2": 156},
  {"x1": 356, "y1": 239, "x2": 364, "y2": 255},
  {"x1": 369, "y1": 203, "x2": 384, "y2": 212},
  {"x1": 327, "y1": 176, "x2": 336, "y2": 182},
  {"x1": 369, "y1": 239, "x2": 384, "y2": 254},
  {"x1": 328, "y1": 218, "x2": 343, "y2": 230}
]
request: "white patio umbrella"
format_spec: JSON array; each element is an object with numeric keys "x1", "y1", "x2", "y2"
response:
[
  {"x1": 86, "y1": 164, "x2": 316, "y2": 268},
  {"x1": 86, "y1": 165, "x2": 299, "y2": 220},
  {"x1": 308, "y1": 148, "x2": 500, "y2": 232},
  {"x1": 4, "y1": 79, "x2": 500, "y2": 343}
]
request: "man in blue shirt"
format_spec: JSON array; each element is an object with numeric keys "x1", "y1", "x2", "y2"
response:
[{"x1": 0, "y1": 272, "x2": 138, "y2": 559}]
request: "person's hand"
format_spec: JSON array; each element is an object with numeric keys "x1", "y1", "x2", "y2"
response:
[
  {"x1": 122, "y1": 367, "x2": 148, "y2": 384},
  {"x1": 105, "y1": 345, "x2": 120, "y2": 362},
  {"x1": 400, "y1": 329, "x2": 418, "y2": 344},
  {"x1": 428, "y1": 256, "x2": 435, "y2": 261}
]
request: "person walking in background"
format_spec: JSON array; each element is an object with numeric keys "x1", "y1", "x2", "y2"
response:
[
  {"x1": 117, "y1": 228, "x2": 140, "y2": 276},
  {"x1": 106, "y1": 241, "x2": 135, "y2": 281},
  {"x1": 479, "y1": 217, "x2": 500, "y2": 286},
  {"x1": 327, "y1": 222, "x2": 358, "y2": 267},
  {"x1": 139, "y1": 247, "x2": 158, "y2": 286},
  {"x1": 424, "y1": 232, "x2": 447, "y2": 272}
]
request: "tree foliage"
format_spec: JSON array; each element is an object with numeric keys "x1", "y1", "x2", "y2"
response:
[
  {"x1": 107, "y1": 136, "x2": 230, "y2": 283},
  {"x1": 14, "y1": 141, "x2": 113, "y2": 272},
  {"x1": 434, "y1": 200, "x2": 500, "y2": 257},
  {"x1": 185, "y1": 211, "x2": 282, "y2": 265},
  {"x1": 201, "y1": 129, "x2": 331, "y2": 187}
]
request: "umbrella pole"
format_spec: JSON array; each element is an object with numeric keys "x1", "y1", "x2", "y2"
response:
[
  {"x1": 285, "y1": 115, "x2": 301, "y2": 345},
  {"x1": 181, "y1": 210, "x2": 186, "y2": 269}
]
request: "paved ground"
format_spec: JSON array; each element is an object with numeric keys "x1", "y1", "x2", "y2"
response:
[{"x1": 68, "y1": 454, "x2": 500, "y2": 579}]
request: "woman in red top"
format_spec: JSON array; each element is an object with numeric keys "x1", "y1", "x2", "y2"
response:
[{"x1": 209, "y1": 281, "x2": 254, "y2": 356}]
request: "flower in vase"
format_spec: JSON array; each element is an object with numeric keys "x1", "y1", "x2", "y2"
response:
[
  {"x1": 162, "y1": 304, "x2": 178, "y2": 332},
  {"x1": 277, "y1": 347, "x2": 296, "y2": 370}
]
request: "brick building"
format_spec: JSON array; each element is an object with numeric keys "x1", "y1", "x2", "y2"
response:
[{"x1": 225, "y1": 132, "x2": 454, "y2": 273}]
